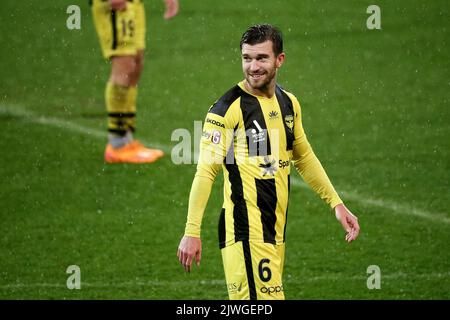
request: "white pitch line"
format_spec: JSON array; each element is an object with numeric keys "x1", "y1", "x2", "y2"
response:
[
  {"x1": 1, "y1": 271, "x2": 449, "y2": 290},
  {"x1": 0, "y1": 104, "x2": 170, "y2": 153},
  {"x1": 292, "y1": 271, "x2": 450, "y2": 282},
  {"x1": 1, "y1": 104, "x2": 449, "y2": 225},
  {"x1": 289, "y1": 178, "x2": 450, "y2": 225}
]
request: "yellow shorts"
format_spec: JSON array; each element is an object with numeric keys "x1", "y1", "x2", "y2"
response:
[
  {"x1": 221, "y1": 241, "x2": 285, "y2": 300},
  {"x1": 91, "y1": 0, "x2": 146, "y2": 59}
]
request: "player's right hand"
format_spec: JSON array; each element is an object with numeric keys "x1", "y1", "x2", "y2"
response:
[
  {"x1": 177, "y1": 236, "x2": 202, "y2": 273},
  {"x1": 109, "y1": 0, "x2": 127, "y2": 11},
  {"x1": 163, "y1": 0, "x2": 179, "y2": 20}
]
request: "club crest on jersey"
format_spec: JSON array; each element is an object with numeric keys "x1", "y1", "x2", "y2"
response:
[
  {"x1": 259, "y1": 156, "x2": 277, "y2": 177},
  {"x1": 284, "y1": 115, "x2": 294, "y2": 132}
]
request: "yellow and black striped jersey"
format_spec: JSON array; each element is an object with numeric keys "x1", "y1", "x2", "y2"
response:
[{"x1": 185, "y1": 81, "x2": 342, "y2": 248}]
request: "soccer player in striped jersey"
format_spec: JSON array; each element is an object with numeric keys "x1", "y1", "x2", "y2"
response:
[
  {"x1": 177, "y1": 24, "x2": 360, "y2": 300},
  {"x1": 91, "y1": 0, "x2": 178, "y2": 163}
]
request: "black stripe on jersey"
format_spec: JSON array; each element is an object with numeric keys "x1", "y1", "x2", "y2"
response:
[
  {"x1": 208, "y1": 85, "x2": 243, "y2": 117},
  {"x1": 275, "y1": 85, "x2": 295, "y2": 151},
  {"x1": 224, "y1": 152, "x2": 250, "y2": 243},
  {"x1": 240, "y1": 91, "x2": 271, "y2": 157},
  {"x1": 255, "y1": 178, "x2": 277, "y2": 244},
  {"x1": 242, "y1": 241, "x2": 257, "y2": 300},
  {"x1": 111, "y1": 10, "x2": 118, "y2": 50},
  {"x1": 283, "y1": 175, "x2": 290, "y2": 242},
  {"x1": 108, "y1": 112, "x2": 136, "y2": 118},
  {"x1": 218, "y1": 208, "x2": 226, "y2": 248}
]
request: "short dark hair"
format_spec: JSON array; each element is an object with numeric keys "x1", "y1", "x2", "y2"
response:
[{"x1": 240, "y1": 24, "x2": 283, "y2": 56}]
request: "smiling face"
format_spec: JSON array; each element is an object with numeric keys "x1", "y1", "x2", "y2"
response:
[{"x1": 241, "y1": 40, "x2": 285, "y2": 97}]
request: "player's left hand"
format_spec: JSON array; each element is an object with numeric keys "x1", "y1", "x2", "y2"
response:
[
  {"x1": 163, "y1": 0, "x2": 179, "y2": 20},
  {"x1": 334, "y1": 203, "x2": 360, "y2": 243},
  {"x1": 109, "y1": 0, "x2": 127, "y2": 11}
]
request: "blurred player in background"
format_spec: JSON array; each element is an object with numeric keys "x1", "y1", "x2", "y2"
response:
[
  {"x1": 91, "y1": 0, "x2": 179, "y2": 163},
  {"x1": 177, "y1": 24, "x2": 360, "y2": 300}
]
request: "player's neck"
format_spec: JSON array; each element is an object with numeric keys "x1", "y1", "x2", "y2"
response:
[{"x1": 243, "y1": 79, "x2": 276, "y2": 98}]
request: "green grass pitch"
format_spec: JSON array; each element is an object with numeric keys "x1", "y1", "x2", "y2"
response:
[{"x1": 0, "y1": 0, "x2": 449, "y2": 299}]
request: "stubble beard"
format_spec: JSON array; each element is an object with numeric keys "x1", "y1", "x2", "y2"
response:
[{"x1": 245, "y1": 67, "x2": 277, "y2": 93}]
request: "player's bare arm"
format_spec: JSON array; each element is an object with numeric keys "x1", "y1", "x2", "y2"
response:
[
  {"x1": 109, "y1": 0, "x2": 127, "y2": 11},
  {"x1": 164, "y1": 0, "x2": 179, "y2": 20},
  {"x1": 177, "y1": 236, "x2": 202, "y2": 273},
  {"x1": 334, "y1": 203, "x2": 360, "y2": 243}
]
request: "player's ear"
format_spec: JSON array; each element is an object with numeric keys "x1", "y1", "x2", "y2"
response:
[{"x1": 276, "y1": 52, "x2": 285, "y2": 68}]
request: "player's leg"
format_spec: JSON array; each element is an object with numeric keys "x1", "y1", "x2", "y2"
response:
[
  {"x1": 105, "y1": 54, "x2": 163, "y2": 163},
  {"x1": 101, "y1": 5, "x2": 144, "y2": 159},
  {"x1": 250, "y1": 242, "x2": 285, "y2": 300},
  {"x1": 92, "y1": 1, "x2": 136, "y2": 150},
  {"x1": 130, "y1": 49, "x2": 145, "y2": 86},
  {"x1": 126, "y1": 0, "x2": 145, "y2": 135},
  {"x1": 221, "y1": 241, "x2": 285, "y2": 300},
  {"x1": 106, "y1": 55, "x2": 137, "y2": 149},
  {"x1": 92, "y1": 0, "x2": 162, "y2": 163},
  {"x1": 120, "y1": 49, "x2": 143, "y2": 141},
  {"x1": 131, "y1": 0, "x2": 146, "y2": 87},
  {"x1": 112, "y1": 0, "x2": 145, "y2": 142},
  {"x1": 221, "y1": 241, "x2": 252, "y2": 300},
  {"x1": 110, "y1": 55, "x2": 137, "y2": 87},
  {"x1": 118, "y1": 1, "x2": 164, "y2": 160}
]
